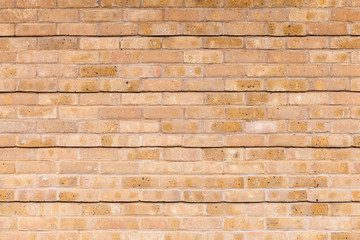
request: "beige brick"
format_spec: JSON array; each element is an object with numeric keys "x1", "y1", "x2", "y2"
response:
[
  {"x1": 247, "y1": 37, "x2": 286, "y2": 49},
  {"x1": 164, "y1": 9, "x2": 205, "y2": 22},
  {"x1": 82, "y1": 9, "x2": 122, "y2": 22},
  {"x1": 58, "y1": 23, "x2": 97, "y2": 36},
  {"x1": 101, "y1": 0, "x2": 140, "y2": 7},
  {"x1": 38, "y1": 9, "x2": 78, "y2": 22},
  {"x1": 99, "y1": 23, "x2": 138, "y2": 36},
  {"x1": 226, "y1": 23, "x2": 265, "y2": 35},
  {"x1": 81, "y1": 66, "x2": 118, "y2": 77},
  {"x1": 58, "y1": 0, "x2": 98, "y2": 7},
  {"x1": 206, "y1": 9, "x2": 245, "y2": 21},
  {"x1": 163, "y1": 37, "x2": 202, "y2": 49},
  {"x1": 0, "y1": 24, "x2": 14, "y2": 36},
  {"x1": 185, "y1": 23, "x2": 222, "y2": 35},
  {"x1": 0, "y1": 9, "x2": 36, "y2": 22},
  {"x1": 267, "y1": 23, "x2": 306, "y2": 36},
  {"x1": 143, "y1": 0, "x2": 180, "y2": 7},
  {"x1": 0, "y1": 0, "x2": 358, "y2": 232},
  {"x1": 16, "y1": 24, "x2": 56, "y2": 36}
]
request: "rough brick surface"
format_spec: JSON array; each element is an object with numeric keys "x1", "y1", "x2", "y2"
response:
[{"x1": 0, "y1": 0, "x2": 359, "y2": 238}]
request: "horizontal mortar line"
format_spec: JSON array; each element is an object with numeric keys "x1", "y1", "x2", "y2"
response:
[
  {"x1": 0, "y1": 146, "x2": 359, "y2": 149},
  {"x1": 0, "y1": 200, "x2": 359, "y2": 204},
  {"x1": 2, "y1": 90, "x2": 360, "y2": 94},
  {"x1": 0, "y1": 34, "x2": 359, "y2": 38}
]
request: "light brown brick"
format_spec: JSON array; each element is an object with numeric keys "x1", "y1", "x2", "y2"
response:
[
  {"x1": 58, "y1": 0, "x2": 98, "y2": 7},
  {"x1": 81, "y1": 66, "x2": 118, "y2": 77},
  {"x1": 58, "y1": 23, "x2": 97, "y2": 36},
  {"x1": 99, "y1": 23, "x2": 138, "y2": 36},
  {"x1": 226, "y1": 23, "x2": 266, "y2": 35}
]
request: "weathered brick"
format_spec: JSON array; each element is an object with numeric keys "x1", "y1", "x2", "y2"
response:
[
  {"x1": 122, "y1": 65, "x2": 161, "y2": 78},
  {"x1": 205, "y1": 64, "x2": 244, "y2": 77},
  {"x1": 16, "y1": 24, "x2": 56, "y2": 36},
  {"x1": 226, "y1": 23, "x2": 266, "y2": 35},
  {"x1": 101, "y1": 51, "x2": 140, "y2": 63},
  {"x1": 98, "y1": 23, "x2": 138, "y2": 36},
  {"x1": 290, "y1": 9, "x2": 329, "y2": 22},
  {"x1": 184, "y1": 51, "x2": 223, "y2": 63},
  {"x1": 205, "y1": 37, "x2": 243, "y2": 49},
  {"x1": 81, "y1": 66, "x2": 118, "y2": 77},
  {"x1": 100, "y1": 108, "x2": 141, "y2": 119},
  {"x1": 102, "y1": 0, "x2": 140, "y2": 7},
  {"x1": 227, "y1": 107, "x2": 265, "y2": 120},
  {"x1": 247, "y1": 37, "x2": 286, "y2": 49},
  {"x1": 268, "y1": 51, "x2": 307, "y2": 63},
  {"x1": 0, "y1": 0, "x2": 358, "y2": 234},
  {"x1": 309, "y1": 23, "x2": 349, "y2": 35},
  {"x1": 81, "y1": 38, "x2": 120, "y2": 50},
  {"x1": 38, "y1": 37, "x2": 78, "y2": 50},
  {"x1": 58, "y1": 0, "x2": 98, "y2": 8},
  {"x1": 226, "y1": 0, "x2": 265, "y2": 7},
  {"x1": 82, "y1": 9, "x2": 122, "y2": 22},
  {"x1": 0, "y1": 9, "x2": 36, "y2": 23},
  {"x1": 122, "y1": 37, "x2": 161, "y2": 49},
  {"x1": 288, "y1": 37, "x2": 327, "y2": 49},
  {"x1": 206, "y1": 9, "x2": 245, "y2": 21},
  {"x1": 0, "y1": 24, "x2": 14, "y2": 36},
  {"x1": 266, "y1": 218, "x2": 306, "y2": 230},
  {"x1": 142, "y1": 51, "x2": 182, "y2": 63},
  {"x1": 17, "y1": 0, "x2": 56, "y2": 8},
  {"x1": 164, "y1": 9, "x2": 205, "y2": 22},
  {"x1": 143, "y1": 0, "x2": 180, "y2": 7},
  {"x1": 288, "y1": 65, "x2": 328, "y2": 77},
  {"x1": 58, "y1": 23, "x2": 97, "y2": 36},
  {"x1": 267, "y1": 23, "x2": 306, "y2": 36},
  {"x1": 38, "y1": 10, "x2": 78, "y2": 22},
  {"x1": 163, "y1": 37, "x2": 201, "y2": 49},
  {"x1": 225, "y1": 79, "x2": 264, "y2": 91},
  {"x1": 248, "y1": 9, "x2": 287, "y2": 22},
  {"x1": 59, "y1": 52, "x2": 98, "y2": 64},
  {"x1": 0, "y1": 0, "x2": 14, "y2": 8},
  {"x1": 185, "y1": 23, "x2": 223, "y2": 35},
  {"x1": 267, "y1": 79, "x2": 307, "y2": 91},
  {"x1": 164, "y1": 65, "x2": 203, "y2": 77}
]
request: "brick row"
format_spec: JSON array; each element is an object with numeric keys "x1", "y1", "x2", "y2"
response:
[
  {"x1": 0, "y1": 125, "x2": 357, "y2": 138},
  {"x1": 0, "y1": 119, "x2": 359, "y2": 134},
  {"x1": 2, "y1": 133, "x2": 360, "y2": 147},
  {"x1": 3, "y1": 64, "x2": 360, "y2": 79},
  {"x1": 4, "y1": 36, "x2": 360, "y2": 50},
  {"x1": 2, "y1": 78, "x2": 360, "y2": 92},
  {"x1": 0, "y1": 0, "x2": 359, "y2": 8},
  {"x1": 0, "y1": 188, "x2": 359, "y2": 202},
  {"x1": 0, "y1": 22, "x2": 360, "y2": 36},
  {"x1": 5, "y1": 49, "x2": 360, "y2": 64},
  {"x1": 0, "y1": 161, "x2": 354, "y2": 175},
  {"x1": 4, "y1": 63, "x2": 360, "y2": 79},
  {"x1": 1, "y1": 175, "x2": 360, "y2": 192},
  {"x1": 1, "y1": 147, "x2": 360, "y2": 160},
  {"x1": 2, "y1": 202, "x2": 360, "y2": 216},
  {"x1": 0, "y1": 230, "x2": 358, "y2": 240},
  {"x1": 0, "y1": 0, "x2": 357, "y2": 8},
  {"x1": 3, "y1": 92, "x2": 360, "y2": 105}
]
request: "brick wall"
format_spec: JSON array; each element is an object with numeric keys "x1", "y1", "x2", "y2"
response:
[{"x1": 0, "y1": 0, "x2": 360, "y2": 239}]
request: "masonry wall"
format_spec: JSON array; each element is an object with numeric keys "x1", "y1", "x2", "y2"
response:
[{"x1": 0, "y1": 0, "x2": 360, "y2": 239}]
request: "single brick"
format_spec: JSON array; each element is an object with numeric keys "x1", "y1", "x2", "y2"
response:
[{"x1": 80, "y1": 66, "x2": 118, "y2": 77}]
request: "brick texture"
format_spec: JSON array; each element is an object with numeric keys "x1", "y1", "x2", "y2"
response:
[{"x1": 0, "y1": 0, "x2": 359, "y2": 238}]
